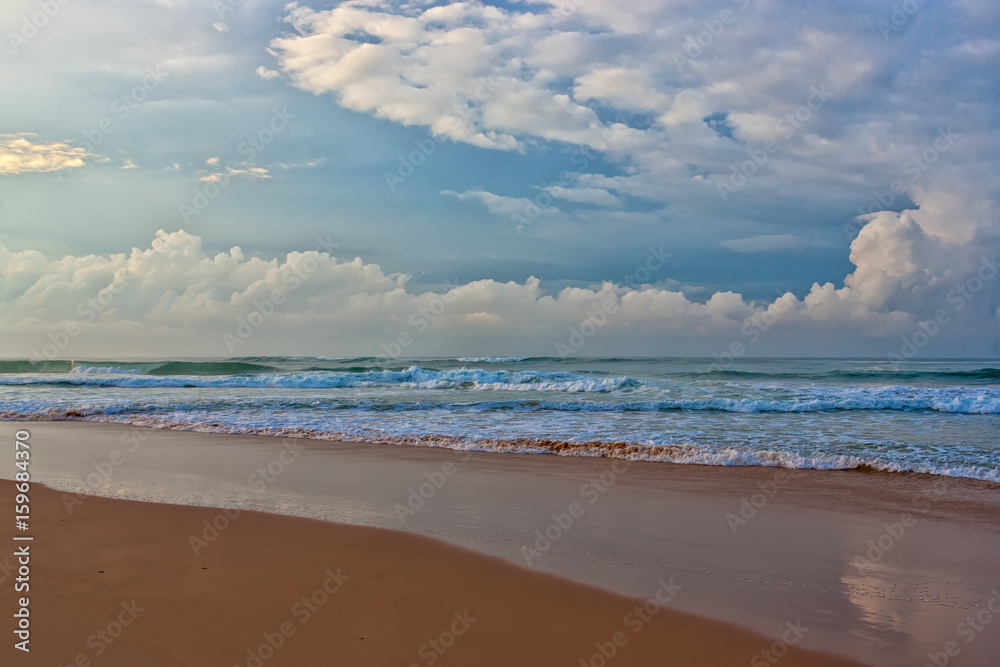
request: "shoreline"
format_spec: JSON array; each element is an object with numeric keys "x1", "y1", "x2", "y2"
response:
[
  {"x1": 5, "y1": 412, "x2": 1000, "y2": 483},
  {"x1": 3, "y1": 421, "x2": 1000, "y2": 665}
]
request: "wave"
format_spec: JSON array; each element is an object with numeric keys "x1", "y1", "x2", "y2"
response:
[
  {"x1": 0, "y1": 366, "x2": 639, "y2": 393},
  {"x1": 69, "y1": 366, "x2": 143, "y2": 375},
  {"x1": 3, "y1": 409, "x2": 996, "y2": 482},
  {"x1": 2, "y1": 357, "x2": 998, "y2": 381},
  {"x1": 145, "y1": 361, "x2": 279, "y2": 376},
  {"x1": 0, "y1": 360, "x2": 76, "y2": 373},
  {"x1": 459, "y1": 395, "x2": 1000, "y2": 414},
  {"x1": 3, "y1": 390, "x2": 998, "y2": 415},
  {"x1": 697, "y1": 368, "x2": 1000, "y2": 381}
]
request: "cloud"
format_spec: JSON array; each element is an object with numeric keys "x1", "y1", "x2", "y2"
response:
[
  {"x1": 265, "y1": 0, "x2": 996, "y2": 226},
  {"x1": 2, "y1": 186, "x2": 997, "y2": 357},
  {"x1": 573, "y1": 66, "x2": 671, "y2": 113},
  {"x1": 0, "y1": 134, "x2": 89, "y2": 175},
  {"x1": 255, "y1": 65, "x2": 280, "y2": 80},
  {"x1": 198, "y1": 162, "x2": 270, "y2": 182},
  {"x1": 442, "y1": 189, "x2": 571, "y2": 231},
  {"x1": 269, "y1": 1, "x2": 618, "y2": 151},
  {"x1": 544, "y1": 186, "x2": 622, "y2": 207}
]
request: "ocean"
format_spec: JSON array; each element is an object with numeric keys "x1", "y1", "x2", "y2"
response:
[{"x1": 2, "y1": 357, "x2": 998, "y2": 481}]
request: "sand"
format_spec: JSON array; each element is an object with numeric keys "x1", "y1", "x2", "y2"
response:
[
  {"x1": 1, "y1": 481, "x2": 867, "y2": 666},
  {"x1": 3, "y1": 421, "x2": 1000, "y2": 666}
]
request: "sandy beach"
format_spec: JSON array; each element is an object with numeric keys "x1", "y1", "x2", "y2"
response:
[
  {"x1": 1, "y1": 479, "x2": 869, "y2": 667},
  {"x1": 3, "y1": 421, "x2": 1000, "y2": 666}
]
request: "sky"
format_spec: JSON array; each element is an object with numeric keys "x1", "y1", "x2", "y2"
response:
[{"x1": 1, "y1": 0, "x2": 998, "y2": 359}]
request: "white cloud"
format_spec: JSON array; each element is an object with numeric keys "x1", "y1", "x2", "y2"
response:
[
  {"x1": 2, "y1": 186, "x2": 997, "y2": 357},
  {"x1": 544, "y1": 186, "x2": 622, "y2": 207},
  {"x1": 0, "y1": 134, "x2": 89, "y2": 175},
  {"x1": 198, "y1": 162, "x2": 270, "y2": 182},
  {"x1": 269, "y1": 1, "x2": 624, "y2": 151},
  {"x1": 265, "y1": 0, "x2": 941, "y2": 217},
  {"x1": 573, "y1": 66, "x2": 671, "y2": 113},
  {"x1": 255, "y1": 65, "x2": 280, "y2": 80},
  {"x1": 442, "y1": 189, "x2": 571, "y2": 231}
]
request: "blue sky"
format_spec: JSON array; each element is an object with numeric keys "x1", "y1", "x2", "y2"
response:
[{"x1": 1, "y1": 0, "x2": 998, "y2": 358}]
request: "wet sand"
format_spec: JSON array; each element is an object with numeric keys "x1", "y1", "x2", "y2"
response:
[
  {"x1": 1, "y1": 481, "x2": 867, "y2": 666},
  {"x1": 3, "y1": 421, "x2": 1000, "y2": 665}
]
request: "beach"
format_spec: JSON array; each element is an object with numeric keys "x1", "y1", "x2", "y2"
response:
[
  {"x1": 2, "y1": 479, "x2": 867, "y2": 667},
  {"x1": 5, "y1": 0, "x2": 998, "y2": 659},
  {"x1": 3, "y1": 421, "x2": 999, "y2": 666}
]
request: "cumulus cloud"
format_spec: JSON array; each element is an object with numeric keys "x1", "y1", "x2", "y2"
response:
[
  {"x1": 0, "y1": 134, "x2": 89, "y2": 175},
  {"x1": 2, "y1": 186, "x2": 997, "y2": 358}
]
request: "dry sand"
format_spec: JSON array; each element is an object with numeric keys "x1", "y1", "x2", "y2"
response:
[{"x1": 1, "y1": 481, "x2": 865, "y2": 666}]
